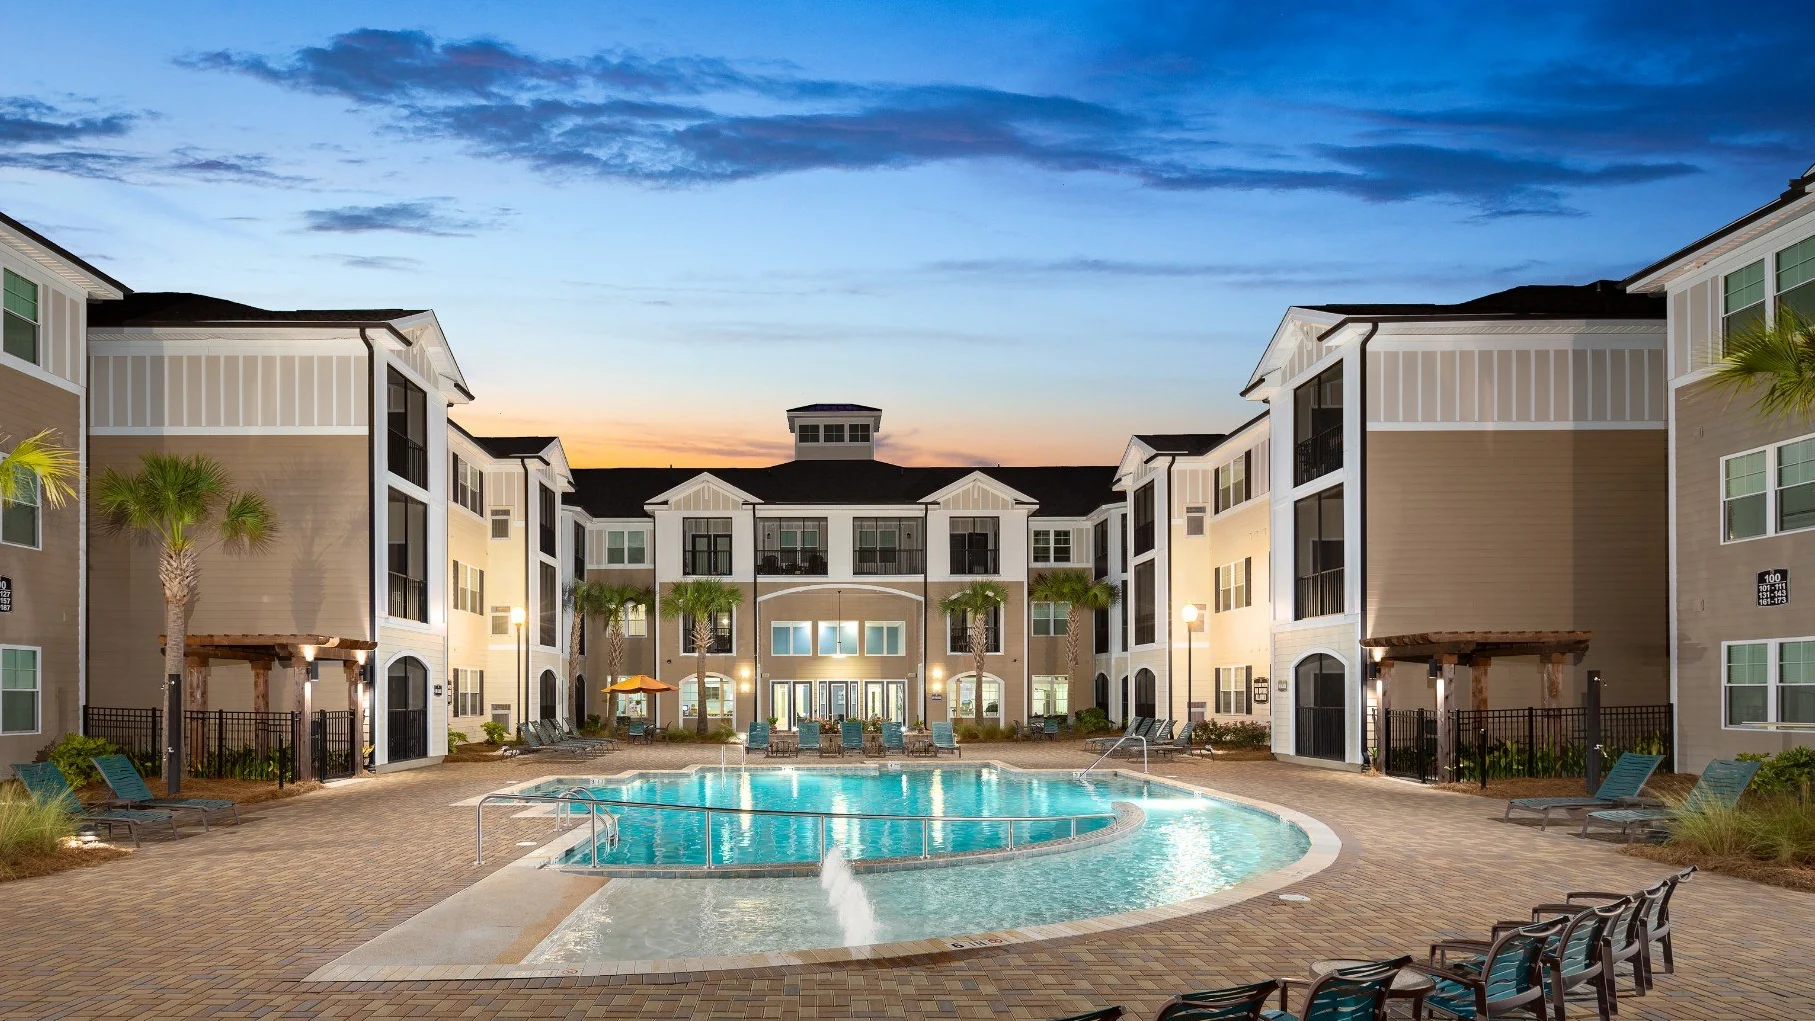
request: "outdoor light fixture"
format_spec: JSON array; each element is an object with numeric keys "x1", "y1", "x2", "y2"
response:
[
  {"x1": 300, "y1": 644, "x2": 316, "y2": 662},
  {"x1": 509, "y1": 606, "x2": 527, "y2": 627},
  {"x1": 355, "y1": 649, "x2": 367, "y2": 666},
  {"x1": 76, "y1": 823, "x2": 100, "y2": 846},
  {"x1": 1179, "y1": 603, "x2": 1198, "y2": 626}
]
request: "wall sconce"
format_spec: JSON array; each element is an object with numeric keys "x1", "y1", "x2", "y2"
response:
[
  {"x1": 355, "y1": 649, "x2": 367, "y2": 666},
  {"x1": 300, "y1": 645, "x2": 316, "y2": 663}
]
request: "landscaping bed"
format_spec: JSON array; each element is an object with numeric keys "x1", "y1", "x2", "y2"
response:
[
  {"x1": 1432, "y1": 773, "x2": 1697, "y2": 801},
  {"x1": 1621, "y1": 843, "x2": 1815, "y2": 894}
]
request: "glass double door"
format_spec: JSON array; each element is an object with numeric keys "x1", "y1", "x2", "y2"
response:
[{"x1": 771, "y1": 679, "x2": 907, "y2": 728}]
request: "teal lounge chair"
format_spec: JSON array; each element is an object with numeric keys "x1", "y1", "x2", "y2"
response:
[
  {"x1": 882, "y1": 722, "x2": 905, "y2": 755},
  {"x1": 518, "y1": 723, "x2": 588, "y2": 760},
  {"x1": 840, "y1": 720, "x2": 865, "y2": 757},
  {"x1": 797, "y1": 725, "x2": 822, "y2": 754},
  {"x1": 91, "y1": 754, "x2": 239, "y2": 830},
  {"x1": 1503, "y1": 752, "x2": 1664, "y2": 830},
  {"x1": 1418, "y1": 919, "x2": 1566, "y2": 1020},
  {"x1": 542, "y1": 719, "x2": 613, "y2": 751},
  {"x1": 12, "y1": 762, "x2": 180, "y2": 847},
  {"x1": 931, "y1": 721, "x2": 962, "y2": 757},
  {"x1": 1268, "y1": 956, "x2": 1410, "y2": 1020},
  {"x1": 1088, "y1": 718, "x2": 1144, "y2": 751},
  {"x1": 746, "y1": 721, "x2": 775, "y2": 757},
  {"x1": 1581, "y1": 758, "x2": 1760, "y2": 842}
]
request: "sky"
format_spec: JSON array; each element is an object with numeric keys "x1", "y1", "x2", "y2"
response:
[{"x1": 3, "y1": 1, "x2": 1811, "y2": 467}]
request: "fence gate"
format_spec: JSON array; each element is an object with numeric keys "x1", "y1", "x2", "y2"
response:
[
  {"x1": 1380, "y1": 708, "x2": 1438, "y2": 782},
  {"x1": 311, "y1": 710, "x2": 356, "y2": 780}
]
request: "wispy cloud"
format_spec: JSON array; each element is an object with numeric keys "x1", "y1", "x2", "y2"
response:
[
  {"x1": 302, "y1": 200, "x2": 485, "y2": 236},
  {"x1": 0, "y1": 96, "x2": 137, "y2": 145},
  {"x1": 315, "y1": 253, "x2": 423, "y2": 271}
]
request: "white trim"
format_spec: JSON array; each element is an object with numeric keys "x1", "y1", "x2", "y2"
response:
[
  {"x1": 1719, "y1": 636, "x2": 1815, "y2": 730},
  {"x1": 756, "y1": 583, "x2": 924, "y2": 604},
  {"x1": 90, "y1": 425, "x2": 371, "y2": 436},
  {"x1": 0, "y1": 644, "x2": 43, "y2": 736},
  {"x1": 1365, "y1": 421, "x2": 1666, "y2": 432},
  {"x1": 0, "y1": 354, "x2": 83, "y2": 395}
]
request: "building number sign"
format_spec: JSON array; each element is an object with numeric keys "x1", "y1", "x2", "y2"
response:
[
  {"x1": 0, "y1": 576, "x2": 11, "y2": 613},
  {"x1": 1758, "y1": 569, "x2": 1789, "y2": 607}
]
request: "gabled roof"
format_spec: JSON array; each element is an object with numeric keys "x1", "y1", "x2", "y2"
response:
[
  {"x1": 90, "y1": 291, "x2": 425, "y2": 326},
  {"x1": 1132, "y1": 433, "x2": 1224, "y2": 457},
  {"x1": 1626, "y1": 164, "x2": 1815, "y2": 292},
  {"x1": 1299, "y1": 280, "x2": 1663, "y2": 320},
  {"x1": 472, "y1": 435, "x2": 560, "y2": 460},
  {"x1": 787, "y1": 403, "x2": 880, "y2": 413},
  {"x1": 0, "y1": 209, "x2": 129, "y2": 299}
]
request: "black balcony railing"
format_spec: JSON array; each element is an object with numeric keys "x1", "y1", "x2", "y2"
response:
[
  {"x1": 387, "y1": 433, "x2": 428, "y2": 488},
  {"x1": 683, "y1": 549, "x2": 733, "y2": 576},
  {"x1": 388, "y1": 707, "x2": 429, "y2": 762},
  {"x1": 1294, "y1": 568, "x2": 1343, "y2": 619},
  {"x1": 1294, "y1": 425, "x2": 1342, "y2": 486},
  {"x1": 854, "y1": 547, "x2": 925, "y2": 575},
  {"x1": 1296, "y1": 706, "x2": 1346, "y2": 760},
  {"x1": 950, "y1": 548, "x2": 1000, "y2": 574},
  {"x1": 388, "y1": 572, "x2": 428, "y2": 621},
  {"x1": 757, "y1": 547, "x2": 829, "y2": 575}
]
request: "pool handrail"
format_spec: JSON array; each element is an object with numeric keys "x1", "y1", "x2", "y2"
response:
[
  {"x1": 475, "y1": 789, "x2": 1119, "y2": 867},
  {"x1": 1077, "y1": 732, "x2": 1148, "y2": 778}
]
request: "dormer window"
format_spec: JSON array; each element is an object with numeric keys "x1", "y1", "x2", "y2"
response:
[
  {"x1": 823, "y1": 423, "x2": 845, "y2": 443},
  {"x1": 798, "y1": 424, "x2": 820, "y2": 443},
  {"x1": 849, "y1": 423, "x2": 871, "y2": 443}
]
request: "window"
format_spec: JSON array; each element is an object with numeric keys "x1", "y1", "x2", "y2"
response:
[
  {"x1": 823, "y1": 423, "x2": 845, "y2": 443},
  {"x1": 621, "y1": 603, "x2": 647, "y2": 637},
  {"x1": 573, "y1": 520, "x2": 585, "y2": 581},
  {"x1": 1724, "y1": 450, "x2": 1768, "y2": 541},
  {"x1": 387, "y1": 490, "x2": 428, "y2": 621},
  {"x1": 490, "y1": 508, "x2": 511, "y2": 539},
  {"x1": 1215, "y1": 451, "x2": 1251, "y2": 512},
  {"x1": 864, "y1": 621, "x2": 905, "y2": 656},
  {"x1": 682, "y1": 675, "x2": 730, "y2": 719},
  {"x1": 681, "y1": 612, "x2": 734, "y2": 654},
  {"x1": 1032, "y1": 528, "x2": 1072, "y2": 564},
  {"x1": 1785, "y1": 640, "x2": 1815, "y2": 725},
  {"x1": 1, "y1": 647, "x2": 38, "y2": 734},
  {"x1": 1294, "y1": 485, "x2": 1343, "y2": 619},
  {"x1": 848, "y1": 423, "x2": 871, "y2": 443},
  {"x1": 855, "y1": 517, "x2": 923, "y2": 574},
  {"x1": 450, "y1": 455, "x2": 483, "y2": 515},
  {"x1": 1032, "y1": 675, "x2": 1069, "y2": 717},
  {"x1": 1132, "y1": 483, "x2": 1155, "y2": 555},
  {"x1": 1778, "y1": 437, "x2": 1815, "y2": 533},
  {"x1": 1032, "y1": 601, "x2": 1070, "y2": 637},
  {"x1": 1776, "y1": 235, "x2": 1815, "y2": 321},
  {"x1": 1184, "y1": 506, "x2": 1206, "y2": 537},
  {"x1": 1092, "y1": 519, "x2": 1109, "y2": 577},
  {"x1": 1118, "y1": 513, "x2": 1128, "y2": 572},
  {"x1": 1723, "y1": 259, "x2": 1767, "y2": 346},
  {"x1": 452, "y1": 561, "x2": 485, "y2": 614},
  {"x1": 1722, "y1": 434, "x2": 1815, "y2": 541},
  {"x1": 538, "y1": 563, "x2": 558, "y2": 646},
  {"x1": 386, "y1": 368, "x2": 428, "y2": 488},
  {"x1": 1725, "y1": 638, "x2": 1815, "y2": 727},
  {"x1": 605, "y1": 528, "x2": 647, "y2": 565},
  {"x1": 947, "y1": 606, "x2": 1002, "y2": 654},
  {"x1": 797, "y1": 423, "x2": 820, "y2": 443},
  {"x1": 1216, "y1": 558, "x2": 1252, "y2": 612},
  {"x1": 758, "y1": 517, "x2": 828, "y2": 575},
  {"x1": 1726, "y1": 641, "x2": 1771, "y2": 726},
  {"x1": 2, "y1": 461, "x2": 41, "y2": 548},
  {"x1": 3, "y1": 269, "x2": 39, "y2": 364},
  {"x1": 539, "y1": 485, "x2": 557, "y2": 557},
  {"x1": 817, "y1": 620, "x2": 860, "y2": 656},
  {"x1": 490, "y1": 605, "x2": 511, "y2": 636},
  {"x1": 1294, "y1": 362, "x2": 1343, "y2": 486},
  {"x1": 683, "y1": 517, "x2": 733, "y2": 575},
  {"x1": 771, "y1": 621, "x2": 812, "y2": 656},
  {"x1": 452, "y1": 668, "x2": 485, "y2": 717},
  {"x1": 1094, "y1": 605, "x2": 1109, "y2": 653},
  {"x1": 955, "y1": 675, "x2": 1001, "y2": 719},
  {"x1": 1132, "y1": 561, "x2": 1155, "y2": 645},
  {"x1": 1215, "y1": 666, "x2": 1252, "y2": 715},
  {"x1": 949, "y1": 516, "x2": 999, "y2": 574}
]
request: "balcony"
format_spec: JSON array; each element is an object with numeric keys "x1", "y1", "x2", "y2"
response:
[
  {"x1": 1294, "y1": 425, "x2": 1342, "y2": 486},
  {"x1": 854, "y1": 547, "x2": 925, "y2": 575},
  {"x1": 1294, "y1": 568, "x2": 1344, "y2": 619},
  {"x1": 683, "y1": 548, "x2": 733, "y2": 576},
  {"x1": 387, "y1": 572, "x2": 427, "y2": 622},
  {"x1": 950, "y1": 548, "x2": 999, "y2": 575},
  {"x1": 387, "y1": 433, "x2": 428, "y2": 489},
  {"x1": 757, "y1": 547, "x2": 829, "y2": 576}
]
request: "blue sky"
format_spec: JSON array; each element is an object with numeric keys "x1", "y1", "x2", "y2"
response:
[{"x1": 4, "y1": 1, "x2": 1809, "y2": 466}]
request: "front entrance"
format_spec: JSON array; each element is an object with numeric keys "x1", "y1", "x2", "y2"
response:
[
  {"x1": 862, "y1": 680, "x2": 908, "y2": 724},
  {"x1": 386, "y1": 657, "x2": 428, "y2": 762},
  {"x1": 1294, "y1": 653, "x2": 1346, "y2": 760}
]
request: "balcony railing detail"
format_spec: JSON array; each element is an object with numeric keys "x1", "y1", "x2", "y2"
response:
[
  {"x1": 1294, "y1": 425, "x2": 1342, "y2": 486},
  {"x1": 1293, "y1": 568, "x2": 1343, "y2": 620},
  {"x1": 950, "y1": 548, "x2": 999, "y2": 575},
  {"x1": 388, "y1": 572, "x2": 428, "y2": 622},
  {"x1": 388, "y1": 434, "x2": 428, "y2": 489},
  {"x1": 854, "y1": 547, "x2": 925, "y2": 575},
  {"x1": 757, "y1": 548, "x2": 829, "y2": 576}
]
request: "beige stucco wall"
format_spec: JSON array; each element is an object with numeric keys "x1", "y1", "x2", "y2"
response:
[{"x1": 1204, "y1": 495, "x2": 1272, "y2": 723}]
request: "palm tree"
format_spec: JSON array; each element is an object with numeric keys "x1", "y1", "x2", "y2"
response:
[
  {"x1": 660, "y1": 579, "x2": 743, "y2": 735},
  {"x1": 594, "y1": 583, "x2": 652, "y2": 734},
  {"x1": 938, "y1": 580, "x2": 1008, "y2": 726},
  {"x1": 0, "y1": 429, "x2": 80, "y2": 514},
  {"x1": 1030, "y1": 569, "x2": 1120, "y2": 697},
  {"x1": 95, "y1": 454, "x2": 275, "y2": 793},
  {"x1": 565, "y1": 580, "x2": 612, "y2": 722},
  {"x1": 1709, "y1": 305, "x2": 1815, "y2": 421}
]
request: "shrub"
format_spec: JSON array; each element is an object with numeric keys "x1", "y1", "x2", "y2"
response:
[
  {"x1": 1192, "y1": 719, "x2": 1270, "y2": 749},
  {"x1": 0, "y1": 787, "x2": 75, "y2": 876},
  {"x1": 38, "y1": 733, "x2": 121, "y2": 788},
  {"x1": 1738, "y1": 747, "x2": 1815, "y2": 797},
  {"x1": 448, "y1": 730, "x2": 470, "y2": 749},
  {"x1": 1668, "y1": 794, "x2": 1815, "y2": 866},
  {"x1": 1073, "y1": 707, "x2": 1113, "y2": 734},
  {"x1": 480, "y1": 720, "x2": 509, "y2": 745},
  {"x1": 954, "y1": 722, "x2": 1006, "y2": 743}
]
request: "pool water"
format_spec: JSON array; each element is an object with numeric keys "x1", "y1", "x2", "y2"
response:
[{"x1": 522, "y1": 766, "x2": 1311, "y2": 963}]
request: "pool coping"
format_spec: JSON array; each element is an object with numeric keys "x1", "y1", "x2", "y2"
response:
[{"x1": 308, "y1": 761, "x2": 1340, "y2": 983}]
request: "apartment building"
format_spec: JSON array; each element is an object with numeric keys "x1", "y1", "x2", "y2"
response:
[
  {"x1": 0, "y1": 213, "x2": 126, "y2": 768},
  {"x1": 1244, "y1": 282, "x2": 1670, "y2": 768},
  {"x1": 1625, "y1": 164, "x2": 1815, "y2": 771}
]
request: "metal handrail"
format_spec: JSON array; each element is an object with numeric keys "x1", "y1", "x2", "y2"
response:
[
  {"x1": 475, "y1": 791, "x2": 1115, "y2": 866},
  {"x1": 1077, "y1": 733, "x2": 1148, "y2": 778}
]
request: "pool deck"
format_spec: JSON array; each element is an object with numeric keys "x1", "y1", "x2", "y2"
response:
[{"x1": 3, "y1": 743, "x2": 1812, "y2": 1019}]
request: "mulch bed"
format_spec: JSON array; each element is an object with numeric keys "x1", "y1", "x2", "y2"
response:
[
  {"x1": 0, "y1": 843, "x2": 133, "y2": 883},
  {"x1": 1432, "y1": 773, "x2": 1698, "y2": 801},
  {"x1": 69, "y1": 776, "x2": 323, "y2": 807},
  {"x1": 1621, "y1": 843, "x2": 1815, "y2": 894}
]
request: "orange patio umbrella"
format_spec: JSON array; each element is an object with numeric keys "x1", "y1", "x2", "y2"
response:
[{"x1": 603, "y1": 675, "x2": 675, "y2": 727}]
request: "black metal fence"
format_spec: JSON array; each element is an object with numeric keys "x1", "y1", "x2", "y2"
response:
[
  {"x1": 82, "y1": 706, "x2": 358, "y2": 783},
  {"x1": 1371, "y1": 704, "x2": 1673, "y2": 783},
  {"x1": 1380, "y1": 707, "x2": 1439, "y2": 782},
  {"x1": 387, "y1": 707, "x2": 429, "y2": 762},
  {"x1": 312, "y1": 710, "x2": 357, "y2": 780}
]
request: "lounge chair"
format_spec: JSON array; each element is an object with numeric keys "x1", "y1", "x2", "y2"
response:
[
  {"x1": 882, "y1": 722, "x2": 906, "y2": 755},
  {"x1": 797, "y1": 725, "x2": 823, "y2": 755},
  {"x1": 1115, "y1": 719, "x2": 1168, "y2": 758},
  {"x1": 90, "y1": 754, "x2": 239, "y2": 831},
  {"x1": 1152, "y1": 979, "x2": 1278, "y2": 1020},
  {"x1": 1418, "y1": 918, "x2": 1566, "y2": 1020},
  {"x1": 1502, "y1": 752, "x2": 1664, "y2": 830},
  {"x1": 1270, "y1": 956, "x2": 1410, "y2": 1020},
  {"x1": 747, "y1": 721, "x2": 785, "y2": 758},
  {"x1": 931, "y1": 721, "x2": 961, "y2": 757},
  {"x1": 518, "y1": 724, "x2": 589, "y2": 760},
  {"x1": 1087, "y1": 718, "x2": 1144, "y2": 752},
  {"x1": 533, "y1": 720, "x2": 609, "y2": 753},
  {"x1": 1041, "y1": 717, "x2": 1061, "y2": 740},
  {"x1": 545, "y1": 719, "x2": 615, "y2": 751},
  {"x1": 840, "y1": 721, "x2": 866, "y2": 757},
  {"x1": 1150, "y1": 728, "x2": 1193, "y2": 761},
  {"x1": 1580, "y1": 758, "x2": 1760, "y2": 842},
  {"x1": 11, "y1": 762, "x2": 181, "y2": 847}
]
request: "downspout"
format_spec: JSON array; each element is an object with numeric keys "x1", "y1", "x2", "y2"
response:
[
  {"x1": 750, "y1": 501, "x2": 759, "y2": 729},
  {"x1": 359, "y1": 329, "x2": 379, "y2": 760},
  {"x1": 522, "y1": 459, "x2": 533, "y2": 723},
  {"x1": 1164, "y1": 455, "x2": 1177, "y2": 721},
  {"x1": 1355, "y1": 321, "x2": 1379, "y2": 766},
  {"x1": 921, "y1": 501, "x2": 930, "y2": 726}
]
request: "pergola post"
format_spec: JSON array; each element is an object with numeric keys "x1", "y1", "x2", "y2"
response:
[
  {"x1": 1541, "y1": 653, "x2": 1565, "y2": 710},
  {"x1": 1470, "y1": 655, "x2": 1492, "y2": 711},
  {"x1": 251, "y1": 659, "x2": 272, "y2": 712},
  {"x1": 185, "y1": 655, "x2": 210, "y2": 773},
  {"x1": 344, "y1": 659, "x2": 365, "y2": 775},
  {"x1": 1435, "y1": 653, "x2": 1458, "y2": 781},
  {"x1": 1376, "y1": 658, "x2": 1393, "y2": 770},
  {"x1": 291, "y1": 652, "x2": 315, "y2": 782}
]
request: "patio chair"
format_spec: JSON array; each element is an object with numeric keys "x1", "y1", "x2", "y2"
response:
[
  {"x1": 1151, "y1": 728, "x2": 1194, "y2": 761},
  {"x1": 11, "y1": 762, "x2": 181, "y2": 847},
  {"x1": 1042, "y1": 1009, "x2": 1123, "y2": 1021},
  {"x1": 1268, "y1": 956, "x2": 1410, "y2": 1020},
  {"x1": 90, "y1": 754, "x2": 239, "y2": 831},
  {"x1": 1152, "y1": 979, "x2": 1279, "y2": 1020},
  {"x1": 931, "y1": 721, "x2": 962, "y2": 757},
  {"x1": 1418, "y1": 918, "x2": 1567, "y2": 1020},
  {"x1": 1502, "y1": 753, "x2": 1664, "y2": 830},
  {"x1": 1445, "y1": 901, "x2": 1626, "y2": 1021},
  {"x1": 626, "y1": 721, "x2": 649, "y2": 744},
  {"x1": 1580, "y1": 758, "x2": 1760, "y2": 842},
  {"x1": 882, "y1": 721, "x2": 906, "y2": 755},
  {"x1": 534, "y1": 720, "x2": 609, "y2": 754},
  {"x1": 1540, "y1": 869, "x2": 1694, "y2": 995},
  {"x1": 840, "y1": 721, "x2": 866, "y2": 757},
  {"x1": 797, "y1": 725, "x2": 822, "y2": 755},
  {"x1": 1042, "y1": 717, "x2": 1061, "y2": 740},
  {"x1": 518, "y1": 724, "x2": 588, "y2": 760},
  {"x1": 1087, "y1": 718, "x2": 1143, "y2": 752},
  {"x1": 548, "y1": 719, "x2": 615, "y2": 751},
  {"x1": 1117, "y1": 719, "x2": 1169, "y2": 758}
]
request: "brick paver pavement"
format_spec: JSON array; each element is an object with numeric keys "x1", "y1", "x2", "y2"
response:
[{"x1": 1, "y1": 744, "x2": 1809, "y2": 1020}]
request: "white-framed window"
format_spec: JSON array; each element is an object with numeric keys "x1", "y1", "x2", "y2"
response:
[
  {"x1": 1721, "y1": 433, "x2": 1815, "y2": 542},
  {"x1": 770, "y1": 621, "x2": 812, "y2": 656},
  {"x1": 3, "y1": 268, "x2": 40, "y2": 365},
  {"x1": 823, "y1": 423, "x2": 846, "y2": 443},
  {"x1": 817, "y1": 620, "x2": 859, "y2": 656},
  {"x1": 797, "y1": 423, "x2": 820, "y2": 443},
  {"x1": 621, "y1": 603, "x2": 647, "y2": 637},
  {"x1": 1, "y1": 460, "x2": 41, "y2": 549},
  {"x1": 450, "y1": 455, "x2": 484, "y2": 515},
  {"x1": 954, "y1": 674, "x2": 1001, "y2": 720},
  {"x1": 452, "y1": 560, "x2": 485, "y2": 614},
  {"x1": 1031, "y1": 601, "x2": 1070, "y2": 637},
  {"x1": 1215, "y1": 558, "x2": 1252, "y2": 611},
  {"x1": 1777, "y1": 235, "x2": 1815, "y2": 321},
  {"x1": 452, "y1": 668, "x2": 485, "y2": 717},
  {"x1": 864, "y1": 621, "x2": 905, "y2": 656},
  {"x1": 606, "y1": 528, "x2": 647, "y2": 565},
  {"x1": 1184, "y1": 505, "x2": 1206, "y2": 536},
  {"x1": 0, "y1": 646, "x2": 40, "y2": 735},
  {"x1": 1032, "y1": 528, "x2": 1072, "y2": 564},
  {"x1": 682, "y1": 674, "x2": 731, "y2": 719},
  {"x1": 1031, "y1": 675, "x2": 1069, "y2": 716},
  {"x1": 1215, "y1": 665, "x2": 1252, "y2": 715},
  {"x1": 489, "y1": 508, "x2": 511, "y2": 539},
  {"x1": 848, "y1": 422, "x2": 871, "y2": 443},
  {"x1": 680, "y1": 611, "x2": 734, "y2": 654},
  {"x1": 1215, "y1": 452, "x2": 1251, "y2": 513},
  {"x1": 490, "y1": 605, "x2": 511, "y2": 636},
  {"x1": 1724, "y1": 637, "x2": 1815, "y2": 727},
  {"x1": 1723, "y1": 259, "x2": 1767, "y2": 347}
]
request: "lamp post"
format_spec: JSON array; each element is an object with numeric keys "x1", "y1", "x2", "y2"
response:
[
  {"x1": 298, "y1": 645, "x2": 318, "y2": 782},
  {"x1": 353, "y1": 648, "x2": 369, "y2": 773},
  {"x1": 1179, "y1": 603, "x2": 1199, "y2": 727},
  {"x1": 510, "y1": 606, "x2": 527, "y2": 730}
]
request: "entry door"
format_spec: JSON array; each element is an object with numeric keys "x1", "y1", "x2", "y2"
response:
[
  {"x1": 886, "y1": 680, "x2": 906, "y2": 724},
  {"x1": 864, "y1": 681, "x2": 886, "y2": 721},
  {"x1": 821, "y1": 680, "x2": 857, "y2": 720},
  {"x1": 770, "y1": 681, "x2": 793, "y2": 729},
  {"x1": 793, "y1": 681, "x2": 813, "y2": 727}
]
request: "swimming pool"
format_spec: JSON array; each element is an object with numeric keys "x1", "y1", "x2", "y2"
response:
[{"x1": 519, "y1": 765, "x2": 1314, "y2": 964}]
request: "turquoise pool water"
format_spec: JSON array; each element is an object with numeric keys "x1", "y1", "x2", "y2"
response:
[{"x1": 521, "y1": 766, "x2": 1312, "y2": 963}]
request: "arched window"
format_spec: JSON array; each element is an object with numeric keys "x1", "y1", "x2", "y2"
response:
[
  {"x1": 538, "y1": 670, "x2": 559, "y2": 720},
  {"x1": 682, "y1": 674, "x2": 731, "y2": 721},
  {"x1": 1093, "y1": 673, "x2": 1109, "y2": 712},
  {"x1": 1294, "y1": 654, "x2": 1346, "y2": 760},
  {"x1": 1134, "y1": 668, "x2": 1156, "y2": 718},
  {"x1": 954, "y1": 673, "x2": 1001, "y2": 721},
  {"x1": 385, "y1": 657, "x2": 429, "y2": 761}
]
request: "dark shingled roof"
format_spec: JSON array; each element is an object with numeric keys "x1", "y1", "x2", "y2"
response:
[
  {"x1": 1134, "y1": 433, "x2": 1225, "y2": 457},
  {"x1": 473, "y1": 436, "x2": 559, "y2": 459},
  {"x1": 787, "y1": 403, "x2": 881, "y2": 413},
  {"x1": 569, "y1": 461, "x2": 1119, "y2": 519},
  {"x1": 90, "y1": 291, "x2": 425, "y2": 327},
  {"x1": 1302, "y1": 280, "x2": 1663, "y2": 320}
]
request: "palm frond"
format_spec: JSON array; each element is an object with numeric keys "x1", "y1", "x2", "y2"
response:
[
  {"x1": 661, "y1": 579, "x2": 744, "y2": 618},
  {"x1": 1708, "y1": 306, "x2": 1815, "y2": 422},
  {"x1": 0, "y1": 430, "x2": 79, "y2": 508},
  {"x1": 937, "y1": 579, "x2": 1007, "y2": 618},
  {"x1": 217, "y1": 490, "x2": 278, "y2": 551}
]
